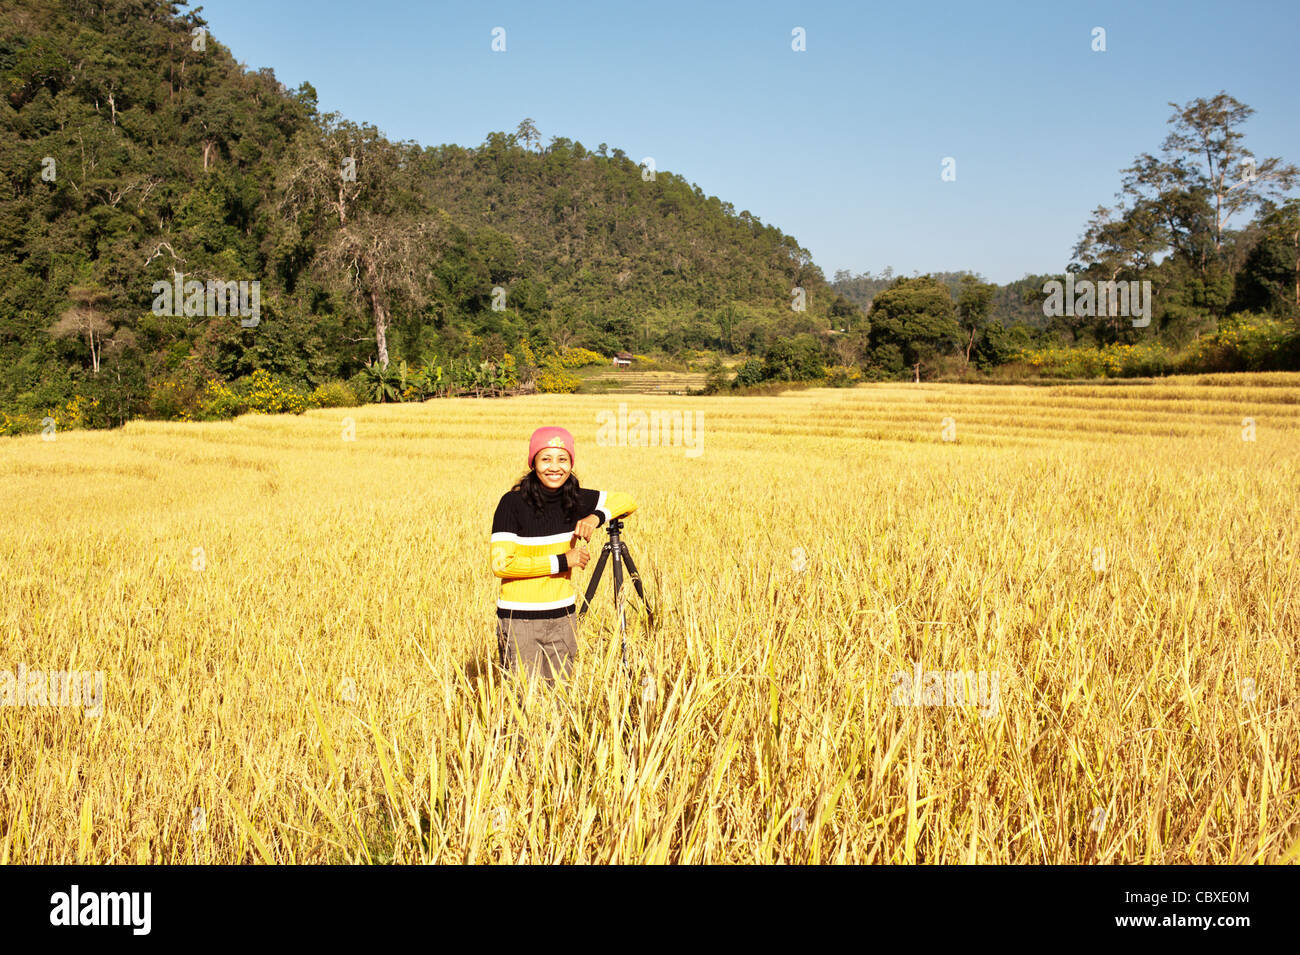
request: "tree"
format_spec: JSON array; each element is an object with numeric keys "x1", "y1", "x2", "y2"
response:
[
  {"x1": 703, "y1": 354, "x2": 728, "y2": 393},
  {"x1": 1161, "y1": 94, "x2": 1297, "y2": 253},
  {"x1": 733, "y1": 358, "x2": 766, "y2": 388},
  {"x1": 973, "y1": 320, "x2": 1037, "y2": 371},
  {"x1": 1071, "y1": 200, "x2": 1166, "y2": 280},
  {"x1": 956, "y1": 274, "x2": 995, "y2": 368},
  {"x1": 832, "y1": 327, "x2": 871, "y2": 367},
  {"x1": 50, "y1": 286, "x2": 113, "y2": 374},
  {"x1": 867, "y1": 276, "x2": 960, "y2": 380},
  {"x1": 1119, "y1": 93, "x2": 1298, "y2": 278},
  {"x1": 1234, "y1": 199, "x2": 1300, "y2": 316},
  {"x1": 516, "y1": 117, "x2": 540, "y2": 153},
  {"x1": 762, "y1": 334, "x2": 824, "y2": 381},
  {"x1": 829, "y1": 292, "x2": 860, "y2": 332},
  {"x1": 278, "y1": 117, "x2": 443, "y2": 367},
  {"x1": 716, "y1": 302, "x2": 740, "y2": 352}
]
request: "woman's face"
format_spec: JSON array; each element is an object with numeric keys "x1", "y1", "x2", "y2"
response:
[{"x1": 534, "y1": 448, "x2": 572, "y2": 489}]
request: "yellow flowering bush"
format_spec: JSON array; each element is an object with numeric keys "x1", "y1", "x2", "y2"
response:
[
  {"x1": 0, "y1": 395, "x2": 100, "y2": 435},
  {"x1": 536, "y1": 364, "x2": 581, "y2": 393},
  {"x1": 0, "y1": 410, "x2": 42, "y2": 436},
  {"x1": 59, "y1": 395, "x2": 98, "y2": 429},
  {"x1": 1015, "y1": 341, "x2": 1172, "y2": 378},
  {"x1": 1176, "y1": 317, "x2": 1298, "y2": 373},
  {"x1": 556, "y1": 347, "x2": 606, "y2": 368},
  {"x1": 825, "y1": 365, "x2": 863, "y2": 387},
  {"x1": 309, "y1": 381, "x2": 357, "y2": 408},
  {"x1": 245, "y1": 369, "x2": 308, "y2": 415}
]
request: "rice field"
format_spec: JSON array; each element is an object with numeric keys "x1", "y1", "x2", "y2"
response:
[
  {"x1": 1, "y1": 373, "x2": 1297, "y2": 863},
  {"x1": 580, "y1": 368, "x2": 709, "y2": 393}
]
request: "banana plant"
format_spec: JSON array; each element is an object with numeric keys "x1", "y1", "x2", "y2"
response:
[
  {"x1": 362, "y1": 358, "x2": 401, "y2": 403},
  {"x1": 489, "y1": 362, "x2": 511, "y2": 393},
  {"x1": 409, "y1": 363, "x2": 444, "y2": 399}
]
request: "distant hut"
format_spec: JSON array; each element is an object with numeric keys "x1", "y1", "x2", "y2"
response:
[{"x1": 612, "y1": 351, "x2": 633, "y2": 368}]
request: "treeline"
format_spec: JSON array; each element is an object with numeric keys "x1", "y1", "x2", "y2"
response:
[
  {"x1": 802, "y1": 92, "x2": 1300, "y2": 386},
  {"x1": 833, "y1": 270, "x2": 1050, "y2": 331},
  {"x1": 0, "y1": 0, "x2": 855, "y2": 431}
]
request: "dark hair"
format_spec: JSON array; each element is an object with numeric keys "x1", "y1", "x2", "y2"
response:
[{"x1": 512, "y1": 468, "x2": 583, "y2": 520}]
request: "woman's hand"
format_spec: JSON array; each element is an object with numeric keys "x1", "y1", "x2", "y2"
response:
[
  {"x1": 563, "y1": 515, "x2": 599, "y2": 572},
  {"x1": 564, "y1": 545, "x2": 591, "y2": 571}
]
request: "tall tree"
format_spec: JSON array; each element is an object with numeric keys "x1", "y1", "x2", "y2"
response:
[
  {"x1": 956, "y1": 274, "x2": 995, "y2": 368},
  {"x1": 278, "y1": 116, "x2": 443, "y2": 367},
  {"x1": 49, "y1": 286, "x2": 112, "y2": 374},
  {"x1": 515, "y1": 117, "x2": 540, "y2": 153},
  {"x1": 1120, "y1": 93, "x2": 1298, "y2": 277}
]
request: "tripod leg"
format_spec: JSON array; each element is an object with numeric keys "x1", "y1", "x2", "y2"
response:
[
  {"x1": 617, "y1": 545, "x2": 654, "y2": 629},
  {"x1": 611, "y1": 542, "x2": 628, "y2": 669},
  {"x1": 579, "y1": 543, "x2": 611, "y2": 615}
]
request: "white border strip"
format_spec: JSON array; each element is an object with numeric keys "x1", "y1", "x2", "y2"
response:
[
  {"x1": 491, "y1": 531, "x2": 573, "y2": 545},
  {"x1": 496, "y1": 596, "x2": 576, "y2": 611}
]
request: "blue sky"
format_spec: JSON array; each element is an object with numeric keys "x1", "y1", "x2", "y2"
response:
[{"x1": 198, "y1": 0, "x2": 1300, "y2": 285}]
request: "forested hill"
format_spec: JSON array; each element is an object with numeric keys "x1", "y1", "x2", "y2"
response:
[{"x1": 0, "y1": 0, "x2": 839, "y2": 424}]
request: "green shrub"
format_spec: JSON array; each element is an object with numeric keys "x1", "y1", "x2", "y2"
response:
[
  {"x1": 147, "y1": 373, "x2": 203, "y2": 420},
  {"x1": 195, "y1": 379, "x2": 247, "y2": 420},
  {"x1": 359, "y1": 358, "x2": 403, "y2": 402},
  {"x1": 763, "y1": 336, "x2": 826, "y2": 381},
  {"x1": 825, "y1": 365, "x2": 863, "y2": 387},
  {"x1": 732, "y1": 358, "x2": 766, "y2": 388}
]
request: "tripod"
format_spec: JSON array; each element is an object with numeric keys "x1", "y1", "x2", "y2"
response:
[{"x1": 577, "y1": 518, "x2": 654, "y2": 670}]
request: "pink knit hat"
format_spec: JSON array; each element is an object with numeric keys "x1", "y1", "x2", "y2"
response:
[{"x1": 528, "y1": 426, "x2": 575, "y2": 468}]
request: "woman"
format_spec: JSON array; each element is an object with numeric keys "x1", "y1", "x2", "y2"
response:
[{"x1": 489, "y1": 426, "x2": 637, "y2": 681}]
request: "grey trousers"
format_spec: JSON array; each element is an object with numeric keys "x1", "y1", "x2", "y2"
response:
[{"x1": 497, "y1": 612, "x2": 580, "y2": 681}]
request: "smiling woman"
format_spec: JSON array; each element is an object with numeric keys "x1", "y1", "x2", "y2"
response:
[{"x1": 489, "y1": 426, "x2": 637, "y2": 681}]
